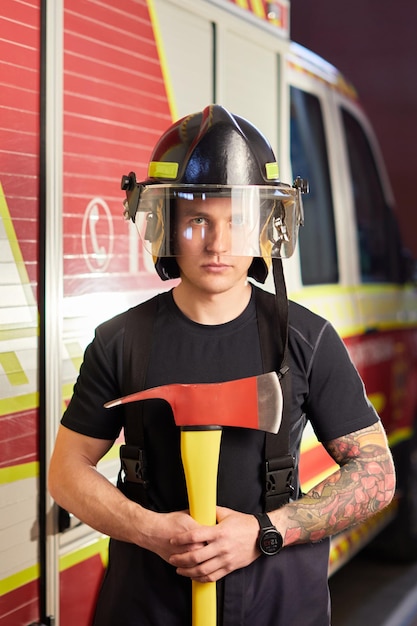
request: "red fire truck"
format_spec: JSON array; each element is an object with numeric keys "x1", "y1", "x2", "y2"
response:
[{"x1": 1, "y1": 1, "x2": 417, "y2": 624}]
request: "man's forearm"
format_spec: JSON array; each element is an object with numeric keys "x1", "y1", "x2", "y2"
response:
[
  {"x1": 270, "y1": 422, "x2": 396, "y2": 545},
  {"x1": 48, "y1": 426, "x2": 154, "y2": 546},
  {"x1": 49, "y1": 458, "x2": 149, "y2": 545}
]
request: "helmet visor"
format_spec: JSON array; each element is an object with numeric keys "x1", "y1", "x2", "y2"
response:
[{"x1": 131, "y1": 184, "x2": 304, "y2": 259}]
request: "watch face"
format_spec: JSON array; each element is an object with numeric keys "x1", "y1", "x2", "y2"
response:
[{"x1": 260, "y1": 528, "x2": 283, "y2": 555}]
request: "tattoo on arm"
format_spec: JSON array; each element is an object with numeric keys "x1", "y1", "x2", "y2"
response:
[{"x1": 284, "y1": 423, "x2": 396, "y2": 545}]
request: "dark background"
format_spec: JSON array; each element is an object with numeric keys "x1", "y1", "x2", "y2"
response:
[{"x1": 290, "y1": 0, "x2": 417, "y2": 259}]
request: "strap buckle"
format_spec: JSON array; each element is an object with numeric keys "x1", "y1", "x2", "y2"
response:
[
  {"x1": 119, "y1": 444, "x2": 148, "y2": 486},
  {"x1": 264, "y1": 454, "x2": 295, "y2": 510}
]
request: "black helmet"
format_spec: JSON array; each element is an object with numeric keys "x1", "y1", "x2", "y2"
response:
[{"x1": 122, "y1": 104, "x2": 306, "y2": 281}]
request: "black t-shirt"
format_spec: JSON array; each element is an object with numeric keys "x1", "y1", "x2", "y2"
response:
[{"x1": 62, "y1": 286, "x2": 378, "y2": 625}]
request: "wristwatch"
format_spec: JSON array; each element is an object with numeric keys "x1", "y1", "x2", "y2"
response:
[{"x1": 254, "y1": 512, "x2": 283, "y2": 556}]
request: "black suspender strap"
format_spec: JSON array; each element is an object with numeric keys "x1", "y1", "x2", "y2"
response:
[
  {"x1": 117, "y1": 295, "x2": 159, "y2": 506},
  {"x1": 256, "y1": 262, "x2": 295, "y2": 512}
]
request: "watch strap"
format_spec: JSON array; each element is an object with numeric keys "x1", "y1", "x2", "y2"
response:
[{"x1": 254, "y1": 512, "x2": 275, "y2": 530}]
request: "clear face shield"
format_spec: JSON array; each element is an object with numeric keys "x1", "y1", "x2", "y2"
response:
[{"x1": 123, "y1": 182, "x2": 305, "y2": 261}]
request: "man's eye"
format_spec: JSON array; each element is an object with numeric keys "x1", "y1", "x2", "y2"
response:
[{"x1": 191, "y1": 217, "x2": 207, "y2": 225}]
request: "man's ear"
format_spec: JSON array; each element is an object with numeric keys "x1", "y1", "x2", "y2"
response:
[
  {"x1": 155, "y1": 257, "x2": 181, "y2": 281},
  {"x1": 248, "y1": 258, "x2": 268, "y2": 283}
]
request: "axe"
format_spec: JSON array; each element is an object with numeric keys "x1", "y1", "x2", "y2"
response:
[{"x1": 105, "y1": 371, "x2": 282, "y2": 626}]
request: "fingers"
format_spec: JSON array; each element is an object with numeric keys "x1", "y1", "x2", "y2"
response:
[
  {"x1": 148, "y1": 510, "x2": 203, "y2": 563},
  {"x1": 169, "y1": 510, "x2": 259, "y2": 582},
  {"x1": 170, "y1": 524, "x2": 217, "y2": 548},
  {"x1": 166, "y1": 508, "x2": 260, "y2": 582},
  {"x1": 169, "y1": 524, "x2": 227, "y2": 581},
  {"x1": 170, "y1": 542, "x2": 229, "y2": 583}
]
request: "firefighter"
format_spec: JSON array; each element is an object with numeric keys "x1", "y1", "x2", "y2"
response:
[{"x1": 49, "y1": 104, "x2": 395, "y2": 625}]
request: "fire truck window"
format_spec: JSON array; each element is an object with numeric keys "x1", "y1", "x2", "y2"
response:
[
  {"x1": 341, "y1": 108, "x2": 403, "y2": 283},
  {"x1": 290, "y1": 87, "x2": 338, "y2": 285}
]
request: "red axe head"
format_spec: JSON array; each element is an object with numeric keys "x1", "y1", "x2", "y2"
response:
[{"x1": 105, "y1": 372, "x2": 282, "y2": 434}]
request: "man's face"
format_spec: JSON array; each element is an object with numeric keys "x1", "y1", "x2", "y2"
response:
[{"x1": 174, "y1": 196, "x2": 254, "y2": 294}]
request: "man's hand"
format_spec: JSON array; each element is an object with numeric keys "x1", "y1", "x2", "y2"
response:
[
  {"x1": 168, "y1": 506, "x2": 260, "y2": 582},
  {"x1": 139, "y1": 509, "x2": 205, "y2": 563}
]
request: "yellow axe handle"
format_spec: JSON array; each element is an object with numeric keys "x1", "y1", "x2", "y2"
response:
[{"x1": 181, "y1": 428, "x2": 222, "y2": 626}]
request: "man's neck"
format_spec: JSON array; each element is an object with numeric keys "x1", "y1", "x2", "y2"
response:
[{"x1": 172, "y1": 281, "x2": 252, "y2": 325}]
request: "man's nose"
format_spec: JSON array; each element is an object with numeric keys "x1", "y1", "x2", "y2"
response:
[{"x1": 205, "y1": 221, "x2": 230, "y2": 253}]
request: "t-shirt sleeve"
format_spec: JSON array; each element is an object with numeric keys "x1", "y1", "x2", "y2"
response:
[
  {"x1": 304, "y1": 321, "x2": 379, "y2": 442},
  {"x1": 61, "y1": 319, "x2": 125, "y2": 440}
]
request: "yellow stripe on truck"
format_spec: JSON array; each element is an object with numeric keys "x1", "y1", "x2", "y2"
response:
[
  {"x1": 0, "y1": 352, "x2": 29, "y2": 386},
  {"x1": 0, "y1": 462, "x2": 38, "y2": 484},
  {"x1": 147, "y1": 0, "x2": 178, "y2": 122},
  {"x1": 60, "y1": 536, "x2": 110, "y2": 572},
  {"x1": 0, "y1": 538, "x2": 110, "y2": 597},
  {"x1": 0, "y1": 564, "x2": 39, "y2": 596}
]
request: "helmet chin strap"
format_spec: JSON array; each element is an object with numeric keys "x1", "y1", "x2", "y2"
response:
[{"x1": 272, "y1": 257, "x2": 289, "y2": 369}]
